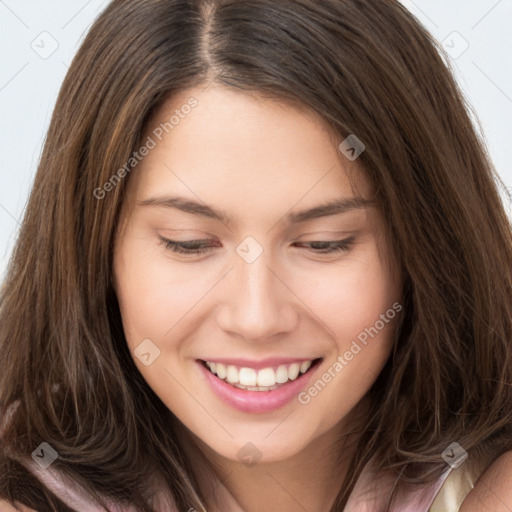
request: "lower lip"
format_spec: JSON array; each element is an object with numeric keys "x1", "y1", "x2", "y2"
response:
[{"x1": 197, "y1": 360, "x2": 321, "y2": 413}]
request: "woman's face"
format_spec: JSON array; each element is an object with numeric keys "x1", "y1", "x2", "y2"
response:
[{"x1": 113, "y1": 85, "x2": 403, "y2": 464}]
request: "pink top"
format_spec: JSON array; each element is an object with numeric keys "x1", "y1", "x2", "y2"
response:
[
  {"x1": 3, "y1": 400, "x2": 485, "y2": 511},
  {"x1": 20, "y1": 454, "x2": 453, "y2": 512},
  {"x1": 344, "y1": 458, "x2": 452, "y2": 511},
  {"x1": 21, "y1": 457, "x2": 176, "y2": 511}
]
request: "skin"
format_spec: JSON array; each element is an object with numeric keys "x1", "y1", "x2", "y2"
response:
[
  {"x1": 3, "y1": 86, "x2": 512, "y2": 512},
  {"x1": 2, "y1": 2, "x2": 510, "y2": 510},
  {"x1": 113, "y1": 85, "x2": 404, "y2": 511}
]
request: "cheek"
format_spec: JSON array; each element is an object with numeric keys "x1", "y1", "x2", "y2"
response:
[
  {"x1": 305, "y1": 261, "x2": 400, "y2": 418},
  {"x1": 114, "y1": 235, "x2": 211, "y2": 351},
  {"x1": 298, "y1": 246, "x2": 400, "y2": 402},
  {"x1": 303, "y1": 245, "x2": 399, "y2": 339},
  {"x1": 113, "y1": 237, "x2": 201, "y2": 408}
]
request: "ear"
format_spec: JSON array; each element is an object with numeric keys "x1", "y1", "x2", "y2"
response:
[{"x1": 459, "y1": 450, "x2": 512, "y2": 511}]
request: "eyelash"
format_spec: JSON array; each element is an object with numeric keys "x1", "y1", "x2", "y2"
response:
[{"x1": 158, "y1": 236, "x2": 354, "y2": 255}]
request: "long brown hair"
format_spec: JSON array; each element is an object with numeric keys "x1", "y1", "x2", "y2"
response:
[{"x1": 1, "y1": 0, "x2": 512, "y2": 510}]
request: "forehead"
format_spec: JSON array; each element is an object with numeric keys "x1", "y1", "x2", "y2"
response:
[{"x1": 126, "y1": 86, "x2": 373, "y2": 224}]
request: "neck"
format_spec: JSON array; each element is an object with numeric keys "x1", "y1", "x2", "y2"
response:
[{"x1": 182, "y1": 397, "x2": 371, "y2": 512}]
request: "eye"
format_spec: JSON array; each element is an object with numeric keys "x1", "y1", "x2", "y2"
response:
[
  {"x1": 158, "y1": 236, "x2": 219, "y2": 255},
  {"x1": 159, "y1": 235, "x2": 355, "y2": 256},
  {"x1": 293, "y1": 237, "x2": 355, "y2": 254}
]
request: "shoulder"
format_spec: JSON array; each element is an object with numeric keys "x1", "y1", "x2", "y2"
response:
[
  {"x1": 0, "y1": 500, "x2": 37, "y2": 512},
  {"x1": 459, "y1": 449, "x2": 512, "y2": 511}
]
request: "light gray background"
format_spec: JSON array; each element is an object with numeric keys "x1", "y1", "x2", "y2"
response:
[{"x1": 1, "y1": 0, "x2": 511, "y2": 279}]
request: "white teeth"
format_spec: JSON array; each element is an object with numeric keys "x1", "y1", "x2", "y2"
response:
[
  {"x1": 257, "y1": 368, "x2": 276, "y2": 387},
  {"x1": 300, "y1": 361, "x2": 312, "y2": 373},
  {"x1": 288, "y1": 363, "x2": 300, "y2": 381},
  {"x1": 226, "y1": 365, "x2": 239, "y2": 384},
  {"x1": 216, "y1": 363, "x2": 227, "y2": 380},
  {"x1": 239, "y1": 367, "x2": 257, "y2": 386},
  {"x1": 205, "y1": 359, "x2": 316, "y2": 390},
  {"x1": 276, "y1": 365, "x2": 289, "y2": 384}
]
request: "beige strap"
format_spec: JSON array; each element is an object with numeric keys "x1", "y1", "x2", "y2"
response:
[
  {"x1": 429, "y1": 445, "x2": 500, "y2": 511},
  {"x1": 429, "y1": 464, "x2": 476, "y2": 511}
]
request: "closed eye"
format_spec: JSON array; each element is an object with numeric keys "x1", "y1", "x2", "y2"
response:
[
  {"x1": 158, "y1": 236, "x2": 355, "y2": 256},
  {"x1": 158, "y1": 236, "x2": 218, "y2": 254},
  {"x1": 292, "y1": 238, "x2": 354, "y2": 254}
]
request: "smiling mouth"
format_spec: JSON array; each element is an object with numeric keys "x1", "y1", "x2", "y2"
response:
[{"x1": 200, "y1": 358, "x2": 322, "y2": 391}]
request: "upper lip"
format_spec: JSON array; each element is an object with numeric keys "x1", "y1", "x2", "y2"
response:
[{"x1": 199, "y1": 357, "x2": 321, "y2": 370}]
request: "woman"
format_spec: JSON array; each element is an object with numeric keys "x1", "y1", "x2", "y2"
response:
[{"x1": 1, "y1": 0, "x2": 512, "y2": 510}]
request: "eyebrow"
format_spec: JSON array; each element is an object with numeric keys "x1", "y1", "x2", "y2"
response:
[{"x1": 137, "y1": 195, "x2": 376, "y2": 224}]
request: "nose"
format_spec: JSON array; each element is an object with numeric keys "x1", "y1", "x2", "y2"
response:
[{"x1": 216, "y1": 250, "x2": 299, "y2": 342}]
